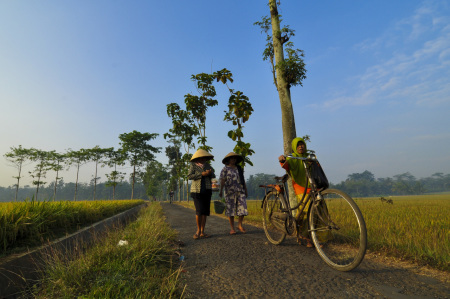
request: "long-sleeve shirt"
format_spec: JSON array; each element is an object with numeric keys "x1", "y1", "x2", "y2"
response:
[{"x1": 188, "y1": 162, "x2": 215, "y2": 193}]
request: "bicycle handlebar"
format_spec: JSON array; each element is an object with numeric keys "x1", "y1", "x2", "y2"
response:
[{"x1": 285, "y1": 154, "x2": 318, "y2": 161}]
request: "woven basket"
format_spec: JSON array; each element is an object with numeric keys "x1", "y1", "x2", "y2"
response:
[{"x1": 214, "y1": 200, "x2": 226, "y2": 214}]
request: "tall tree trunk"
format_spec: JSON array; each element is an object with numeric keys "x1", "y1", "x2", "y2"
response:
[
  {"x1": 15, "y1": 164, "x2": 22, "y2": 202},
  {"x1": 53, "y1": 168, "x2": 59, "y2": 201},
  {"x1": 35, "y1": 167, "x2": 42, "y2": 200},
  {"x1": 93, "y1": 162, "x2": 98, "y2": 200},
  {"x1": 178, "y1": 178, "x2": 182, "y2": 201},
  {"x1": 74, "y1": 164, "x2": 80, "y2": 201},
  {"x1": 186, "y1": 179, "x2": 189, "y2": 202},
  {"x1": 131, "y1": 165, "x2": 136, "y2": 200},
  {"x1": 112, "y1": 164, "x2": 117, "y2": 200},
  {"x1": 270, "y1": 0, "x2": 298, "y2": 210}
]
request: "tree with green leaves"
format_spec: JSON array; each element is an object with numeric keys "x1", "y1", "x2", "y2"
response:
[
  {"x1": 143, "y1": 160, "x2": 168, "y2": 200},
  {"x1": 165, "y1": 103, "x2": 198, "y2": 151},
  {"x1": 66, "y1": 148, "x2": 90, "y2": 201},
  {"x1": 254, "y1": 1, "x2": 307, "y2": 154},
  {"x1": 104, "y1": 149, "x2": 126, "y2": 200},
  {"x1": 119, "y1": 130, "x2": 161, "y2": 199},
  {"x1": 165, "y1": 141, "x2": 183, "y2": 201},
  {"x1": 348, "y1": 171, "x2": 376, "y2": 182},
  {"x1": 185, "y1": 72, "x2": 219, "y2": 152},
  {"x1": 86, "y1": 146, "x2": 113, "y2": 200},
  {"x1": 4, "y1": 145, "x2": 31, "y2": 201},
  {"x1": 165, "y1": 102, "x2": 198, "y2": 201},
  {"x1": 255, "y1": 0, "x2": 307, "y2": 207},
  {"x1": 393, "y1": 172, "x2": 416, "y2": 195},
  {"x1": 214, "y1": 68, "x2": 255, "y2": 168},
  {"x1": 47, "y1": 151, "x2": 66, "y2": 201},
  {"x1": 28, "y1": 148, "x2": 51, "y2": 200}
]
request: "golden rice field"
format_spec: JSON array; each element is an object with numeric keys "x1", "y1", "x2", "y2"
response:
[
  {"x1": 178, "y1": 194, "x2": 449, "y2": 271},
  {"x1": 0, "y1": 199, "x2": 145, "y2": 255},
  {"x1": 355, "y1": 195, "x2": 449, "y2": 271}
]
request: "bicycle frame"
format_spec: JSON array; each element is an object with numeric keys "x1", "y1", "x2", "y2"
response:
[
  {"x1": 261, "y1": 154, "x2": 368, "y2": 271},
  {"x1": 260, "y1": 154, "x2": 324, "y2": 236}
]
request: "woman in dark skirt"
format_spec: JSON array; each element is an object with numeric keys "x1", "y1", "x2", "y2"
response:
[{"x1": 188, "y1": 149, "x2": 215, "y2": 239}]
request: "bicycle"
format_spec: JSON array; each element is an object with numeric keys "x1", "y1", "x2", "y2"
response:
[{"x1": 260, "y1": 154, "x2": 367, "y2": 271}]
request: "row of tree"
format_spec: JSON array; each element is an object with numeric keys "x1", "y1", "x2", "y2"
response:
[
  {"x1": 3, "y1": 131, "x2": 160, "y2": 201},
  {"x1": 331, "y1": 170, "x2": 450, "y2": 197},
  {"x1": 0, "y1": 180, "x2": 149, "y2": 203},
  {"x1": 2, "y1": 168, "x2": 447, "y2": 203},
  {"x1": 246, "y1": 171, "x2": 450, "y2": 200}
]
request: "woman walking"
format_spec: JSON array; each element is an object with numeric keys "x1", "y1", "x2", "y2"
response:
[
  {"x1": 188, "y1": 149, "x2": 215, "y2": 239},
  {"x1": 219, "y1": 152, "x2": 248, "y2": 235}
]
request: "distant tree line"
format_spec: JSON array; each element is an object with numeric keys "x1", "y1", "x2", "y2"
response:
[
  {"x1": 3, "y1": 166, "x2": 447, "y2": 203},
  {"x1": 330, "y1": 171, "x2": 450, "y2": 197},
  {"x1": 243, "y1": 171, "x2": 450, "y2": 199}
]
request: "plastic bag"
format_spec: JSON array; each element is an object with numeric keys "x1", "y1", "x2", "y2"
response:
[{"x1": 310, "y1": 161, "x2": 329, "y2": 190}]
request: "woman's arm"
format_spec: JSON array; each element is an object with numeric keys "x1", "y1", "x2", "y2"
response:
[
  {"x1": 279, "y1": 155, "x2": 290, "y2": 171},
  {"x1": 218, "y1": 167, "x2": 226, "y2": 198},
  {"x1": 219, "y1": 178, "x2": 226, "y2": 198},
  {"x1": 205, "y1": 164, "x2": 215, "y2": 178}
]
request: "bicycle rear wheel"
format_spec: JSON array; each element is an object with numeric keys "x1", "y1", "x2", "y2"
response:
[
  {"x1": 262, "y1": 191, "x2": 287, "y2": 245},
  {"x1": 309, "y1": 189, "x2": 367, "y2": 271}
]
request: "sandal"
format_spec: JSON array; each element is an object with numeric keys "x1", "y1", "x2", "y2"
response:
[
  {"x1": 193, "y1": 233, "x2": 200, "y2": 240},
  {"x1": 306, "y1": 240, "x2": 323, "y2": 248},
  {"x1": 200, "y1": 233, "x2": 211, "y2": 238},
  {"x1": 230, "y1": 230, "x2": 237, "y2": 235},
  {"x1": 238, "y1": 227, "x2": 246, "y2": 234}
]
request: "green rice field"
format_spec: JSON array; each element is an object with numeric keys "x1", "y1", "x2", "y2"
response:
[{"x1": 0, "y1": 199, "x2": 145, "y2": 255}]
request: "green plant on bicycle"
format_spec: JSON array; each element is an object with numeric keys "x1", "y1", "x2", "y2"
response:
[{"x1": 260, "y1": 154, "x2": 367, "y2": 271}]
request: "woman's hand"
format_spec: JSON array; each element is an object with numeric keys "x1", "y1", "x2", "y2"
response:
[
  {"x1": 278, "y1": 155, "x2": 286, "y2": 163},
  {"x1": 202, "y1": 169, "x2": 212, "y2": 176}
]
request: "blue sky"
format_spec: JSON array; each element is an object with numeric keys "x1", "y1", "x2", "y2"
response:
[{"x1": 1, "y1": 0, "x2": 449, "y2": 188}]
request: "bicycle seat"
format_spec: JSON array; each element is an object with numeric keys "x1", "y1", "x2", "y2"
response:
[
  {"x1": 259, "y1": 184, "x2": 282, "y2": 192},
  {"x1": 274, "y1": 174, "x2": 289, "y2": 183}
]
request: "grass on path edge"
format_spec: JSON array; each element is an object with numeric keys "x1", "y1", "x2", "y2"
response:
[{"x1": 31, "y1": 202, "x2": 185, "y2": 298}]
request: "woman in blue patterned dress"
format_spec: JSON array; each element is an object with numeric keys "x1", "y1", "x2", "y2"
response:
[{"x1": 219, "y1": 152, "x2": 248, "y2": 235}]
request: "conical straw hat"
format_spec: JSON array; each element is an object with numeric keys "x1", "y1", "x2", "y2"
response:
[
  {"x1": 222, "y1": 152, "x2": 243, "y2": 164},
  {"x1": 191, "y1": 149, "x2": 214, "y2": 161}
]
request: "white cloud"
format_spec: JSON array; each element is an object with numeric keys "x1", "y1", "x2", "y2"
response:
[{"x1": 321, "y1": 1, "x2": 450, "y2": 110}]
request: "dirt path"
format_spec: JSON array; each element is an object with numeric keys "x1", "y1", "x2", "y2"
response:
[{"x1": 161, "y1": 203, "x2": 449, "y2": 299}]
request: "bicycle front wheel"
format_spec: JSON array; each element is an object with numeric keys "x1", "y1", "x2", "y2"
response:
[
  {"x1": 262, "y1": 191, "x2": 287, "y2": 245},
  {"x1": 309, "y1": 189, "x2": 367, "y2": 271}
]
